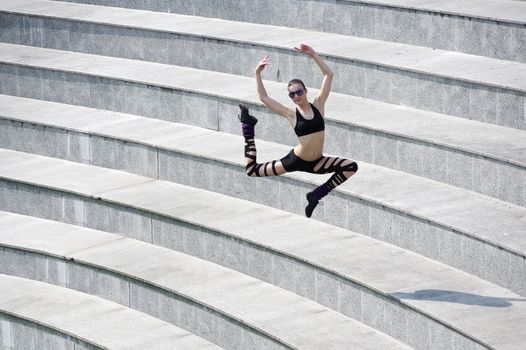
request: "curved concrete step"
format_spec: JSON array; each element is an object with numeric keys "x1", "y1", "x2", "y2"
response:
[
  {"x1": 50, "y1": 0, "x2": 526, "y2": 62},
  {"x1": 0, "y1": 153, "x2": 525, "y2": 349},
  {"x1": 0, "y1": 46, "x2": 524, "y2": 206},
  {"x1": 0, "y1": 99, "x2": 524, "y2": 294},
  {"x1": 0, "y1": 3, "x2": 525, "y2": 128},
  {"x1": 0, "y1": 274, "x2": 223, "y2": 350},
  {"x1": 0, "y1": 212, "x2": 412, "y2": 350}
]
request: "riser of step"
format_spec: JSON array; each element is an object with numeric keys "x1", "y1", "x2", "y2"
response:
[
  {"x1": 1, "y1": 146, "x2": 524, "y2": 299},
  {"x1": 1, "y1": 313, "x2": 101, "y2": 350},
  {"x1": 0, "y1": 212, "x2": 422, "y2": 350},
  {"x1": 0, "y1": 14, "x2": 524, "y2": 129},
  {"x1": 1, "y1": 199, "x2": 523, "y2": 349},
  {"x1": 0, "y1": 274, "x2": 224, "y2": 350},
  {"x1": 52, "y1": 0, "x2": 526, "y2": 62},
  {"x1": 0, "y1": 149, "x2": 523, "y2": 348},
  {"x1": 2, "y1": 112, "x2": 524, "y2": 208},
  {"x1": 0, "y1": 65, "x2": 524, "y2": 207},
  {"x1": 0, "y1": 96, "x2": 524, "y2": 296},
  {"x1": 0, "y1": 245, "x2": 485, "y2": 350},
  {"x1": 0, "y1": 250, "x2": 300, "y2": 350}
]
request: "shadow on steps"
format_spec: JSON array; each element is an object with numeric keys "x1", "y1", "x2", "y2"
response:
[{"x1": 391, "y1": 289, "x2": 526, "y2": 308}]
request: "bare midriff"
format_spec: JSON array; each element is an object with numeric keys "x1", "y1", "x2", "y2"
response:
[{"x1": 294, "y1": 131, "x2": 325, "y2": 161}]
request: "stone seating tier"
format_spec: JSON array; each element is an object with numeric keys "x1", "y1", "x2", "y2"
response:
[
  {"x1": 0, "y1": 273, "x2": 223, "y2": 350},
  {"x1": 51, "y1": 0, "x2": 526, "y2": 61},
  {"x1": 0, "y1": 96, "x2": 524, "y2": 296},
  {"x1": 0, "y1": 1, "x2": 525, "y2": 129},
  {"x1": 0, "y1": 45, "x2": 524, "y2": 206},
  {"x1": 1, "y1": 152, "x2": 525, "y2": 349}
]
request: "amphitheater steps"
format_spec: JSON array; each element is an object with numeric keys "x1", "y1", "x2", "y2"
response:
[
  {"x1": 0, "y1": 211, "x2": 414, "y2": 350},
  {"x1": 0, "y1": 1, "x2": 524, "y2": 348},
  {"x1": 1, "y1": 151, "x2": 526, "y2": 349},
  {"x1": 0, "y1": 95, "x2": 524, "y2": 296},
  {"x1": 0, "y1": 0, "x2": 525, "y2": 129},
  {"x1": 51, "y1": 0, "x2": 526, "y2": 62},
  {"x1": 0, "y1": 44, "x2": 524, "y2": 207},
  {"x1": 0, "y1": 274, "x2": 224, "y2": 350}
]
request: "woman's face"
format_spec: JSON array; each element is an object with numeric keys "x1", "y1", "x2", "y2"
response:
[{"x1": 288, "y1": 83, "x2": 307, "y2": 104}]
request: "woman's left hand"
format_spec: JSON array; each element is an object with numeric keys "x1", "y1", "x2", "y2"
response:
[{"x1": 294, "y1": 44, "x2": 315, "y2": 57}]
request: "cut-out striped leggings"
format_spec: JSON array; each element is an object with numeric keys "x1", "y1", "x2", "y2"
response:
[{"x1": 244, "y1": 138, "x2": 358, "y2": 191}]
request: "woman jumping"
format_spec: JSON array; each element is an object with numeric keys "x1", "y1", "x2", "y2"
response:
[{"x1": 238, "y1": 44, "x2": 358, "y2": 218}]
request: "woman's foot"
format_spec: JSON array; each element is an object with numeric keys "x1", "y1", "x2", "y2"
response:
[
  {"x1": 305, "y1": 184, "x2": 331, "y2": 218},
  {"x1": 305, "y1": 191, "x2": 319, "y2": 218},
  {"x1": 238, "y1": 104, "x2": 258, "y2": 126}
]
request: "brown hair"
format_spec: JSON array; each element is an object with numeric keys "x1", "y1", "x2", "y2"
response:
[{"x1": 287, "y1": 79, "x2": 306, "y2": 90}]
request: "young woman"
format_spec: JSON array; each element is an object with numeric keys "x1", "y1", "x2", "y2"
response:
[{"x1": 238, "y1": 44, "x2": 358, "y2": 218}]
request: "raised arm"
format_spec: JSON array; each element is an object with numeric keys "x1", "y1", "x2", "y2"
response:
[
  {"x1": 294, "y1": 44, "x2": 333, "y2": 111},
  {"x1": 256, "y1": 55, "x2": 294, "y2": 120}
]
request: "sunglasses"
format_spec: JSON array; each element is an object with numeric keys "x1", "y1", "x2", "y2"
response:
[{"x1": 288, "y1": 89, "x2": 304, "y2": 98}]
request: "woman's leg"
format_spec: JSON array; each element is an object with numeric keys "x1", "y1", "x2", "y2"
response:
[
  {"x1": 244, "y1": 136, "x2": 288, "y2": 177},
  {"x1": 305, "y1": 156, "x2": 358, "y2": 218},
  {"x1": 239, "y1": 105, "x2": 288, "y2": 177}
]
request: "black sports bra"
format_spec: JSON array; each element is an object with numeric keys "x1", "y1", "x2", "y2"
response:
[{"x1": 294, "y1": 103, "x2": 325, "y2": 137}]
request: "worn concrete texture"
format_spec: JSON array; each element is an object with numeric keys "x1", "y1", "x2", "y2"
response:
[
  {"x1": 0, "y1": 213, "x2": 414, "y2": 350},
  {"x1": 44, "y1": 0, "x2": 526, "y2": 61},
  {"x1": 0, "y1": 274, "x2": 223, "y2": 350},
  {"x1": 0, "y1": 157, "x2": 525, "y2": 349},
  {"x1": 0, "y1": 64, "x2": 524, "y2": 204},
  {"x1": 0, "y1": 107, "x2": 524, "y2": 295},
  {"x1": 1, "y1": 103, "x2": 525, "y2": 206},
  {"x1": 0, "y1": 8, "x2": 525, "y2": 128},
  {"x1": 0, "y1": 0, "x2": 525, "y2": 349},
  {"x1": 2, "y1": 211, "x2": 526, "y2": 349}
]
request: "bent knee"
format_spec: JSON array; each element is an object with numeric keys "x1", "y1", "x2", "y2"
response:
[
  {"x1": 246, "y1": 164, "x2": 260, "y2": 177},
  {"x1": 245, "y1": 164, "x2": 254, "y2": 177},
  {"x1": 345, "y1": 161, "x2": 358, "y2": 173}
]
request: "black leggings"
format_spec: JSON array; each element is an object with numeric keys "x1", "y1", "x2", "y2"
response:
[
  {"x1": 245, "y1": 137, "x2": 357, "y2": 191},
  {"x1": 280, "y1": 149, "x2": 358, "y2": 190}
]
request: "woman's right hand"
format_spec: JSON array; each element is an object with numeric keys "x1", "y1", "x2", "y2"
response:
[{"x1": 255, "y1": 55, "x2": 270, "y2": 74}]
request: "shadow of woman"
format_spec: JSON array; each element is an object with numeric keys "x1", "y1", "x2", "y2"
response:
[{"x1": 390, "y1": 289, "x2": 526, "y2": 308}]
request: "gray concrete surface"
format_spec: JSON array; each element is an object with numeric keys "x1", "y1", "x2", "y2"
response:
[
  {"x1": 0, "y1": 155, "x2": 525, "y2": 348},
  {"x1": 0, "y1": 212, "x2": 412, "y2": 350},
  {"x1": 1, "y1": 313, "x2": 100, "y2": 350},
  {"x1": 0, "y1": 96, "x2": 524, "y2": 291},
  {"x1": 0, "y1": 274, "x2": 224, "y2": 350},
  {"x1": 1, "y1": 1, "x2": 524, "y2": 348},
  {"x1": 0, "y1": 6, "x2": 525, "y2": 128},
  {"x1": 0, "y1": 54, "x2": 525, "y2": 205},
  {"x1": 1, "y1": 93, "x2": 524, "y2": 194},
  {"x1": 0, "y1": 115, "x2": 524, "y2": 295},
  {"x1": 47, "y1": 0, "x2": 526, "y2": 61}
]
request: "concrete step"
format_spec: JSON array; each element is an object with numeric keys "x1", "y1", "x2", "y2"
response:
[
  {"x1": 0, "y1": 273, "x2": 223, "y2": 350},
  {"x1": 0, "y1": 3, "x2": 525, "y2": 129},
  {"x1": 0, "y1": 46, "x2": 524, "y2": 205},
  {"x1": 0, "y1": 157, "x2": 525, "y2": 349},
  {"x1": 0, "y1": 97, "x2": 524, "y2": 295},
  {"x1": 50, "y1": 0, "x2": 526, "y2": 62},
  {"x1": 0, "y1": 212, "x2": 412, "y2": 350}
]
